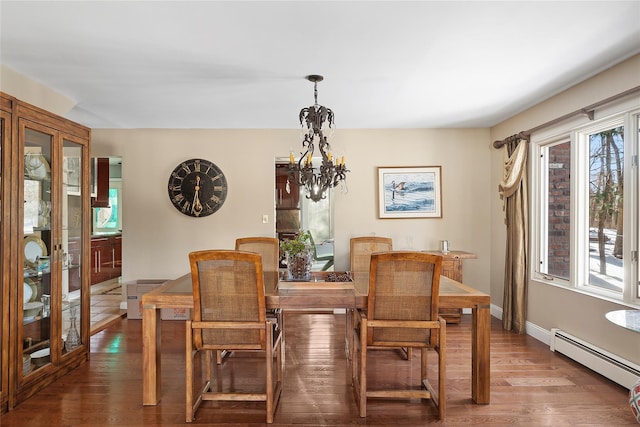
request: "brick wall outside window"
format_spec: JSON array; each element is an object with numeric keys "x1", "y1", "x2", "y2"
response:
[{"x1": 547, "y1": 142, "x2": 570, "y2": 279}]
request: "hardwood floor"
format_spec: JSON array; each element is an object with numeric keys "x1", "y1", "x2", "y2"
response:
[{"x1": 1, "y1": 312, "x2": 635, "y2": 426}]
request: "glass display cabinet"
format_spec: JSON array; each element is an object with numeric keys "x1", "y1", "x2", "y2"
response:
[
  {"x1": 0, "y1": 92, "x2": 90, "y2": 412},
  {"x1": 0, "y1": 95, "x2": 12, "y2": 413}
]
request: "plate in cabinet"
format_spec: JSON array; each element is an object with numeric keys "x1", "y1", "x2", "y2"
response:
[
  {"x1": 24, "y1": 277, "x2": 39, "y2": 303},
  {"x1": 24, "y1": 235, "x2": 47, "y2": 268}
]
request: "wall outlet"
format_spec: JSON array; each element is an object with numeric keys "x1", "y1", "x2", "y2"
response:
[{"x1": 262, "y1": 214, "x2": 269, "y2": 224}]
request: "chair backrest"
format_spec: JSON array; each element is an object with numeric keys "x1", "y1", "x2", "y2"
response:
[
  {"x1": 367, "y1": 251, "x2": 443, "y2": 347},
  {"x1": 350, "y1": 236, "x2": 393, "y2": 292},
  {"x1": 189, "y1": 250, "x2": 266, "y2": 349},
  {"x1": 235, "y1": 237, "x2": 280, "y2": 291}
]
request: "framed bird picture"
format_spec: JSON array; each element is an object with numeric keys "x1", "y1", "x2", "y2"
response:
[{"x1": 377, "y1": 166, "x2": 442, "y2": 218}]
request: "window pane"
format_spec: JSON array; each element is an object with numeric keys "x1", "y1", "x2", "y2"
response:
[
  {"x1": 546, "y1": 141, "x2": 571, "y2": 279},
  {"x1": 95, "y1": 188, "x2": 119, "y2": 229},
  {"x1": 588, "y1": 126, "x2": 624, "y2": 293}
]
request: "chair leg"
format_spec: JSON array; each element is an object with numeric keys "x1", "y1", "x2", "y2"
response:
[
  {"x1": 186, "y1": 321, "x2": 194, "y2": 423},
  {"x1": 346, "y1": 308, "x2": 353, "y2": 360},
  {"x1": 437, "y1": 319, "x2": 446, "y2": 420},
  {"x1": 274, "y1": 331, "x2": 284, "y2": 421},
  {"x1": 358, "y1": 318, "x2": 368, "y2": 418},
  {"x1": 205, "y1": 351, "x2": 213, "y2": 385},
  {"x1": 400, "y1": 346, "x2": 413, "y2": 360},
  {"x1": 266, "y1": 324, "x2": 274, "y2": 424},
  {"x1": 276, "y1": 333, "x2": 283, "y2": 384},
  {"x1": 279, "y1": 310, "x2": 286, "y2": 369}
]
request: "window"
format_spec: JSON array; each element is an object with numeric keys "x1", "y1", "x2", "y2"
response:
[
  {"x1": 93, "y1": 187, "x2": 121, "y2": 231},
  {"x1": 532, "y1": 104, "x2": 639, "y2": 306},
  {"x1": 587, "y1": 126, "x2": 624, "y2": 293}
]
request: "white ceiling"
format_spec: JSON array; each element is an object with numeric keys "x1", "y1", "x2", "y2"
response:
[{"x1": 1, "y1": 1, "x2": 639, "y2": 129}]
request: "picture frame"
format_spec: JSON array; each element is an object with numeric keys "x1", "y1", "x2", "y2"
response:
[{"x1": 377, "y1": 166, "x2": 442, "y2": 218}]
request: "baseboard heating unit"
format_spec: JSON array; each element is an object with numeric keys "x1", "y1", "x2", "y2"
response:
[{"x1": 550, "y1": 328, "x2": 640, "y2": 389}]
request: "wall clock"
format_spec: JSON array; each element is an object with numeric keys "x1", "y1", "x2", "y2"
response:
[{"x1": 167, "y1": 158, "x2": 228, "y2": 217}]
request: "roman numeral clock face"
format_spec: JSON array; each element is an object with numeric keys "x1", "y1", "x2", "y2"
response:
[{"x1": 167, "y1": 159, "x2": 228, "y2": 217}]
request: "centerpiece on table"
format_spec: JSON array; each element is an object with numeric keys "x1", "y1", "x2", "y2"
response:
[{"x1": 280, "y1": 231, "x2": 313, "y2": 281}]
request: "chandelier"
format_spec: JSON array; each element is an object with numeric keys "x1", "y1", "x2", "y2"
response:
[{"x1": 288, "y1": 75, "x2": 349, "y2": 202}]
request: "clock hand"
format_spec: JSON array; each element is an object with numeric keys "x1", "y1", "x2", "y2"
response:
[{"x1": 191, "y1": 176, "x2": 203, "y2": 215}]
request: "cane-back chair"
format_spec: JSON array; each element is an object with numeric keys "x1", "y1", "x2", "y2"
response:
[
  {"x1": 351, "y1": 251, "x2": 446, "y2": 420},
  {"x1": 234, "y1": 236, "x2": 282, "y2": 360},
  {"x1": 186, "y1": 250, "x2": 283, "y2": 423},
  {"x1": 349, "y1": 236, "x2": 393, "y2": 294},
  {"x1": 349, "y1": 236, "x2": 406, "y2": 358},
  {"x1": 235, "y1": 236, "x2": 280, "y2": 291}
]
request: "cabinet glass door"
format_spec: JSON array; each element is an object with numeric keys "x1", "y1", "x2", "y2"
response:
[
  {"x1": 22, "y1": 125, "x2": 54, "y2": 375},
  {"x1": 61, "y1": 138, "x2": 83, "y2": 354},
  {"x1": 0, "y1": 110, "x2": 9, "y2": 409}
]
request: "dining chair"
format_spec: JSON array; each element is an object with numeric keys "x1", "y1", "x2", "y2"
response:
[
  {"x1": 235, "y1": 237, "x2": 282, "y2": 362},
  {"x1": 186, "y1": 250, "x2": 283, "y2": 423},
  {"x1": 349, "y1": 236, "x2": 393, "y2": 294},
  {"x1": 235, "y1": 236, "x2": 280, "y2": 288},
  {"x1": 351, "y1": 251, "x2": 446, "y2": 420},
  {"x1": 349, "y1": 236, "x2": 403, "y2": 358}
]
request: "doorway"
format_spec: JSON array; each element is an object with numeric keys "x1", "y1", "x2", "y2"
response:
[{"x1": 275, "y1": 159, "x2": 334, "y2": 271}]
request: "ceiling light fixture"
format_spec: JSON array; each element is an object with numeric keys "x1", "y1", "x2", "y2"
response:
[{"x1": 288, "y1": 75, "x2": 349, "y2": 202}]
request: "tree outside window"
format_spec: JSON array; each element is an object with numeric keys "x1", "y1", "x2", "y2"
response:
[{"x1": 588, "y1": 126, "x2": 624, "y2": 293}]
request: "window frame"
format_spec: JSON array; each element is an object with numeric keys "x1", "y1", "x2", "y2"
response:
[{"x1": 530, "y1": 99, "x2": 639, "y2": 307}]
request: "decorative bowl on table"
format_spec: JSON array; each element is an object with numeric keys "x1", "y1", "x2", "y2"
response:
[{"x1": 23, "y1": 301, "x2": 43, "y2": 320}]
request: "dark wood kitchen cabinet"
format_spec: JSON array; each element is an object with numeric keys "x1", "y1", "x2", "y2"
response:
[{"x1": 90, "y1": 234, "x2": 122, "y2": 285}]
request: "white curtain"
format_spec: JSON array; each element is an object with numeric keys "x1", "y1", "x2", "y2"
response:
[{"x1": 498, "y1": 139, "x2": 528, "y2": 334}]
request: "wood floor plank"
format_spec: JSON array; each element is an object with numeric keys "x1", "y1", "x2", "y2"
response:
[{"x1": 0, "y1": 312, "x2": 636, "y2": 425}]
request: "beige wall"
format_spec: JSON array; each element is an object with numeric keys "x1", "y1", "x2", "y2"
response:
[
  {"x1": 90, "y1": 128, "x2": 492, "y2": 294},
  {"x1": 489, "y1": 54, "x2": 640, "y2": 365}
]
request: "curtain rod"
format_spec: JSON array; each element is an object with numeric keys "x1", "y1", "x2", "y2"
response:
[{"x1": 493, "y1": 85, "x2": 640, "y2": 149}]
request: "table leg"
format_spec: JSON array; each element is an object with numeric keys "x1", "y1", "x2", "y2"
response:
[
  {"x1": 142, "y1": 304, "x2": 162, "y2": 405},
  {"x1": 471, "y1": 304, "x2": 491, "y2": 404},
  {"x1": 278, "y1": 309, "x2": 286, "y2": 369},
  {"x1": 345, "y1": 308, "x2": 354, "y2": 360}
]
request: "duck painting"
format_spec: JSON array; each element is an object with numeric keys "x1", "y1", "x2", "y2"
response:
[
  {"x1": 391, "y1": 180, "x2": 406, "y2": 191},
  {"x1": 391, "y1": 180, "x2": 406, "y2": 199}
]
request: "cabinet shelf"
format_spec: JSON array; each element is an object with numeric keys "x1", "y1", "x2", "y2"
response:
[
  {"x1": 22, "y1": 314, "x2": 47, "y2": 326},
  {"x1": 23, "y1": 176, "x2": 51, "y2": 183}
]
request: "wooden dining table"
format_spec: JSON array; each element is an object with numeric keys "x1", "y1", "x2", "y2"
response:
[{"x1": 141, "y1": 272, "x2": 491, "y2": 406}]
